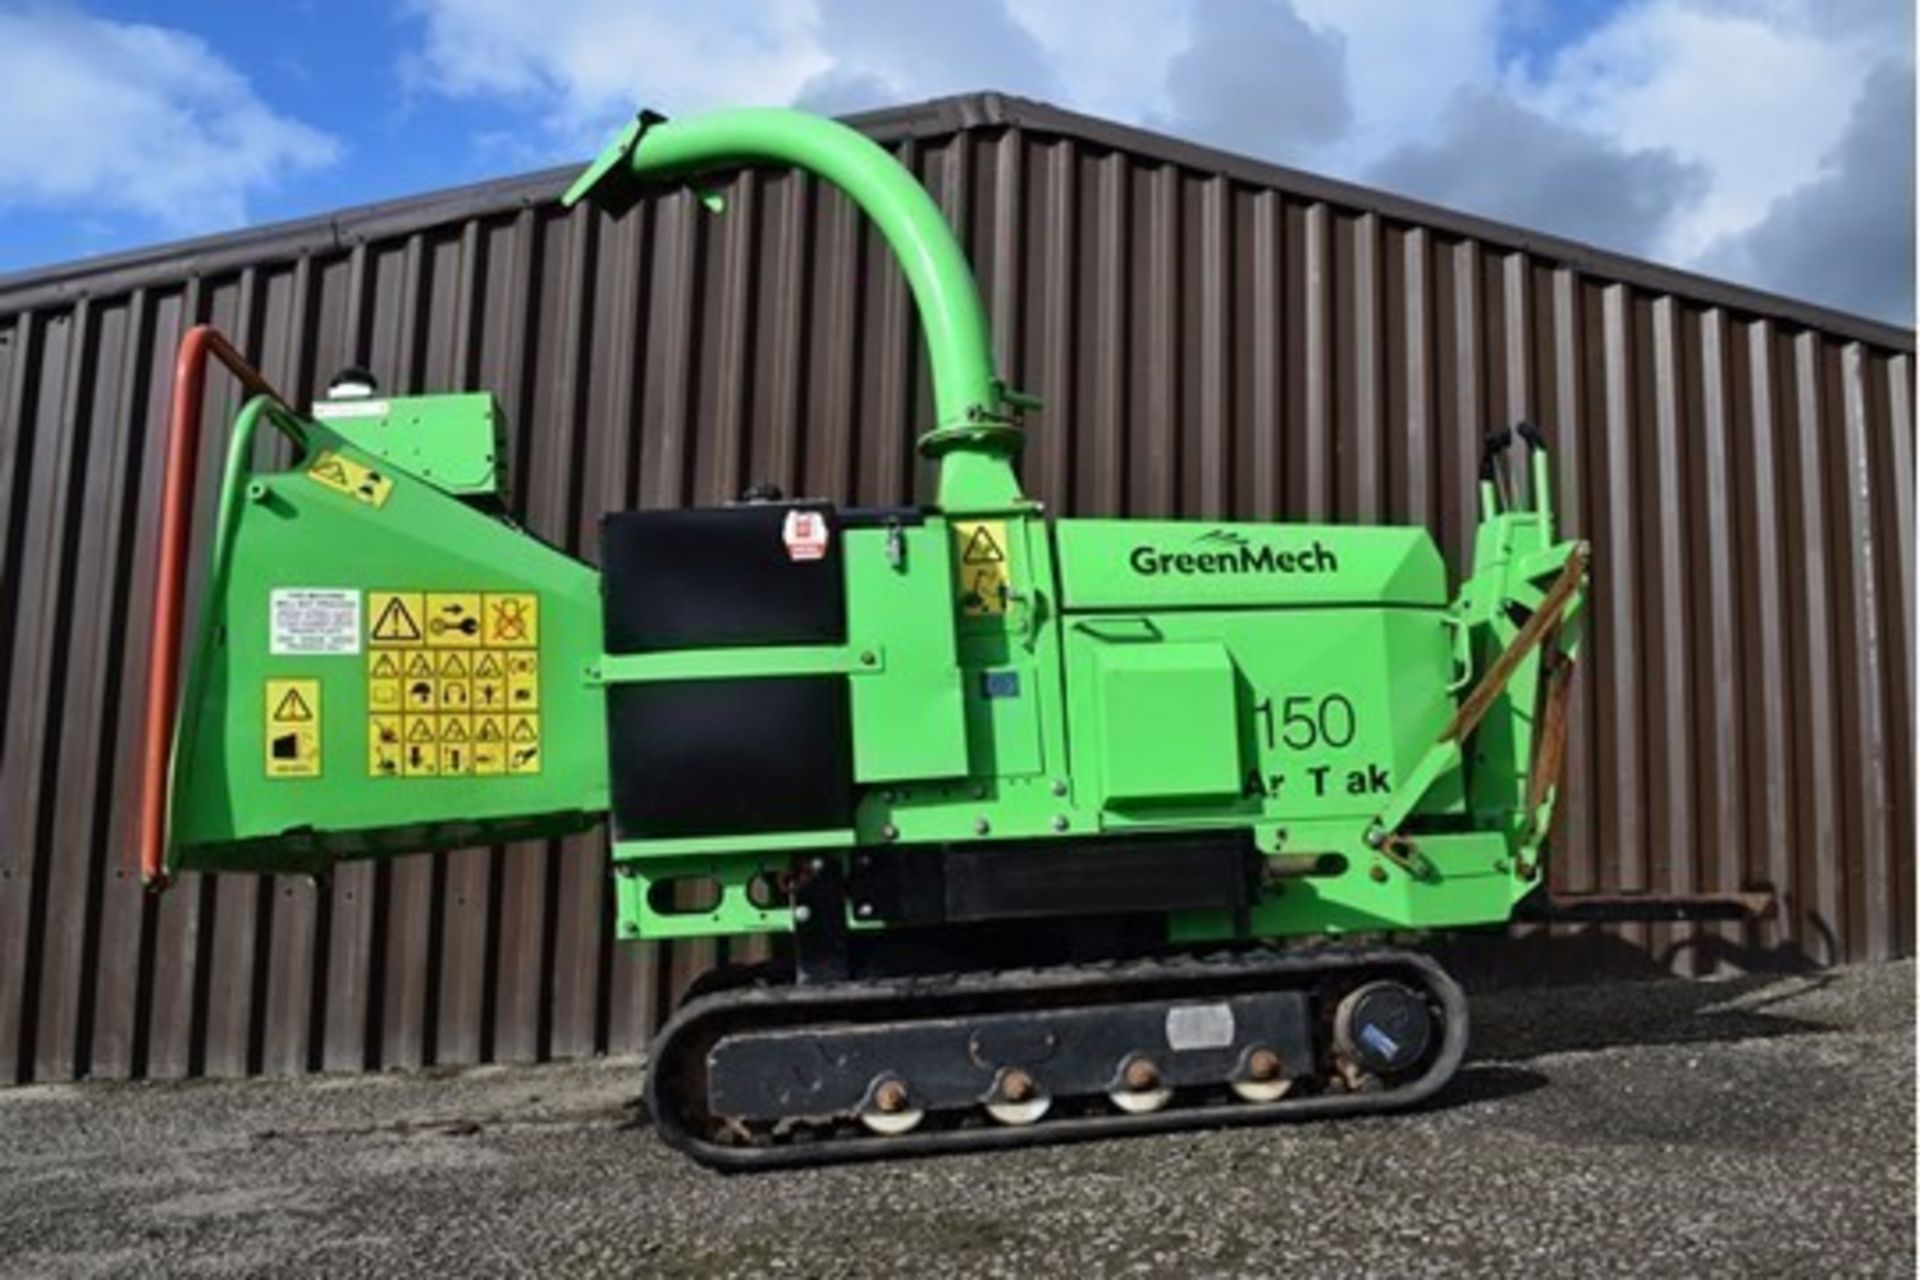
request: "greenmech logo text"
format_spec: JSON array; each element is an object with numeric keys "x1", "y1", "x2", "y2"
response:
[{"x1": 1128, "y1": 529, "x2": 1338, "y2": 577}]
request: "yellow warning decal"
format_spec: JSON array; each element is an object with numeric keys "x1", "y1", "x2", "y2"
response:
[
  {"x1": 369, "y1": 592, "x2": 424, "y2": 646},
  {"x1": 424, "y1": 593, "x2": 482, "y2": 648},
  {"x1": 365, "y1": 589, "x2": 542, "y2": 778},
  {"x1": 305, "y1": 449, "x2": 393, "y2": 508},
  {"x1": 953, "y1": 519, "x2": 1010, "y2": 617},
  {"x1": 438, "y1": 714, "x2": 473, "y2": 776},
  {"x1": 367, "y1": 674, "x2": 402, "y2": 714},
  {"x1": 367, "y1": 647, "x2": 404, "y2": 713},
  {"x1": 368, "y1": 714, "x2": 402, "y2": 777},
  {"x1": 472, "y1": 714, "x2": 507, "y2": 775},
  {"x1": 483, "y1": 593, "x2": 539, "y2": 648},
  {"x1": 506, "y1": 714, "x2": 542, "y2": 775},
  {"x1": 504, "y1": 651, "x2": 539, "y2": 711},
  {"x1": 402, "y1": 715, "x2": 438, "y2": 776},
  {"x1": 264, "y1": 678, "x2": 321, "y2": 778}
]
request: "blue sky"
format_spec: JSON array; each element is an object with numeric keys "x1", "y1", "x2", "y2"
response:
[{"x1": 0, "y1": 0, "x2": 1911, "y2": 323}]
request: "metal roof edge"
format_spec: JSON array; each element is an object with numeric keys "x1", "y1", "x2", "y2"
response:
[
  {"x1": 979, "y1": 93, "x2": 1916, "y2": 353},
  {"x1": 1, "y1": 90, "x2": 1911, "y2": 352}
]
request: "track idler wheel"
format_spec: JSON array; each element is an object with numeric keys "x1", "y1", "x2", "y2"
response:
[{"x1": 1332, "y1": 980, "x2": 1434, "y2": 1086}]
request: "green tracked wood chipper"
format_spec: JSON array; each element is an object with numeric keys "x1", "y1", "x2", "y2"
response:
[{"x1": 142, "y1": 107, "x2": 1593, "y2": 1169}]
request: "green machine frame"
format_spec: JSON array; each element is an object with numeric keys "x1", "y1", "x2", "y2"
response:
[{"x1": 146, "y1": 108, "x2": 1588, "y2": 968}]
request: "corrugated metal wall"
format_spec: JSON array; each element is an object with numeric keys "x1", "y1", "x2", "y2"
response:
[{"x1": 1, "y1": 95, "x2": 1911, "y2": 1083}]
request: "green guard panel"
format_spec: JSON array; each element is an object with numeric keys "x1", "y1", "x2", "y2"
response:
[
  {"x1": 1054, "y1": 520, "x2": 1447, "y2": 610},
  {"x1": 1065, "y1": 607, "x2": 1458, "y2": 828},
  {"x1": 1093, "y1": 642, "x2": 1241, "y2": 802},
  {"x1": 312, "y1": 392, "x2": 504, "y2": 496},
  {"x1": 167, "y1": 427, "x2": 607, "y2": 877},
  {"x1": 845, "y1": 521, "x2": 969, "y2": 783}
]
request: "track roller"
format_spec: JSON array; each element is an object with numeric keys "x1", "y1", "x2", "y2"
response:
[
  {"x1": 1107, "y1": 1056, "x2": 1172, "y2": 1114},
  {"x1": 857, "y1": 1077, "x2": 924, "y2": 1135},
  {"x1": 1229, "y1": 1046, "x2": 1294, "y2": 1103},
  {"x1": 985, "y1": 1068, "x2": 1051, "y2": 1126}
]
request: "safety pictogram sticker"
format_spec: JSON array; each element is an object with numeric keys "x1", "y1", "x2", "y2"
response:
[
  {"x1": 425, "y1": 593, "x2": 482, "y2": 648},
  {"x1": 504, "y1": 652, "x2": 539, "y2": 710},
  {"x1": 401, "y1": 715, "x2": 438, "y2": 776},
  {"x1": 438, "y1": 714, "x2": 472, "y2": 775},
  {"x1": 472, "y1": 652, "x2": 506, "y2": 711},
  {"x1": 506, "y1": 714, "x2": 542, "y2": 775},
  {"x1": 436, "y1": 651, "x2": 472, "y2": 710},
  {"x1": 782, "y1": 509, "x2": 831, "y2": 562},
  {"x1": 368, "y1": 714, "x2": 402, "y2": 777},
  {"x1": 952, "y1": 520, "x2": 1010, "y2": 617},
  {"x1": 472, "y1": 714, "x2": 507, "y2": 775},
  {"x1": 369, "y1": 593, "x2": 424, "y2": 645},
  {"x1": 365, "y1": 588, "x2": 543, "y2": 777},
  {"x1": 264, "y1": 678, "x2": 321, "y2": 778},
  {"x1": 305, "y1": 449, "x2": 393, "y2": 508},
  {"x1": 482, "y1": 593, "x2": 539, "y2": 648}
]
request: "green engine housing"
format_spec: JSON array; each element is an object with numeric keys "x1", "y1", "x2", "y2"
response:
[{"x1": 593, "y1": 494, "x2": 1576, "y2": 947}]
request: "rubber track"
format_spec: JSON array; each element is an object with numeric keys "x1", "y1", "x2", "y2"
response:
[{"x1": 646, "y1": 946, "x2": 1469, "y2": 1171}]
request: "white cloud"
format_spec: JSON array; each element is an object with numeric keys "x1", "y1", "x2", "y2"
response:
[
  {"x1": 399, "y1": 0, "x2": 828, "y2": 146},
  {"x1": 392, "y1": 0, "x2": 1912, "y2": 322},
  {"x1": 1369, "y1": 88, "x2": 1709, "y2": 257},
  {"x1": 1154, "y1": 0, "x2": 1351, "y2": 163},
  {"x1": 1510, "y1": 0, "x2": 1887, "y2": 261},
  {"x1": 794, "y1": 0, "x2": 1058, "y2": 117},
  {"x1": 1700, "y1": 57, "x2": 1915, "y2": 324},
  {"x1": 1003, "y1": 0, "x2": 1190, "y2": 124},
  {"x1": 1290, "y1": 0, "x2": 1504, "y2": 171},
  {"x1": 0, "y1": 6, "x2": 339, "y2": 232}
]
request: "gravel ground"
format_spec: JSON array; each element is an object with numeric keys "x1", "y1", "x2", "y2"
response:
[{"x1": 0, "y1": 961, "x2": 1911, "y2": 1278}]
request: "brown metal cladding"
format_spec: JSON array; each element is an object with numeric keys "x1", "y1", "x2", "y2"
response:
[{"x1": 0, "y1": 94, "x2": 1911, "y2": 1083}]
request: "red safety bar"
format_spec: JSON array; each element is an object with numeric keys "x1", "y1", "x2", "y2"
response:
[{"x1": 137, "y1": 325, "x2": 288, "y2": 889}]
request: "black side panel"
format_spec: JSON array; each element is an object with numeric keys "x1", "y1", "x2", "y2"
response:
[
  {"x1": 600, "y1": 505, "x2": 844, "y2": 653},
  {"x1": 849, "y1": 835, "x2": 1256, "y2": 925},
  {"x1": 607, "y1": 677, "x2": 855, "y2": 840}
]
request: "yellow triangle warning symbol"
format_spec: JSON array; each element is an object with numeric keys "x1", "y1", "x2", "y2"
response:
[
  {"x1": 439, "y1": 652, "x2": 471, "y2": 679},
  {"x1": 407, "y1": 718, "x2": 437, "y2": 742},
  {"x1": 311, "y1": 459, "x2": 351, "y2": 487},
  {"x1": 370, "y1": 652, "x2": 402, "y2": 678},
  {"x1": 475, "y1": 716, "x2": 504, "y2": 742},
  {"x1": 961, "y1": 525, "x2": 1005, "y2": 564},
  {"x1": 372, "y1": 596, "x2": 423, "y2": 643},
  {"x1": 474, "y1": 653, "x2": 504, "y2": 678},
  {"x1": 406, "y1": 653, "x2": 435, "y2": 679},
  {"x1": 441, "y1": 718, "x2": 469, "y2": 742},
  {"x1": 509, "y1": 716, "x2": 538, "y2": 743},
  {"x1": 271, "y1": 688, "x2": 315, "y2": 722}
]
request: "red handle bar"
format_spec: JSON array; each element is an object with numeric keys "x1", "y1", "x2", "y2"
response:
[{"x1": 137, "y1": 325, "x2": 288, "y2": 889}]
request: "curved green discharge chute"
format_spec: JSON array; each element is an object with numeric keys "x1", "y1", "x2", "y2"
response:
[{"x1": 564, "y1": 108, "x2": 1030, "y2": 509}]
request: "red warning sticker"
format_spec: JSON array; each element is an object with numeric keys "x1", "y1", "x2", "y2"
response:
[{"x1": 782, "y1": 509, "x2": 830, "y2": 562}]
